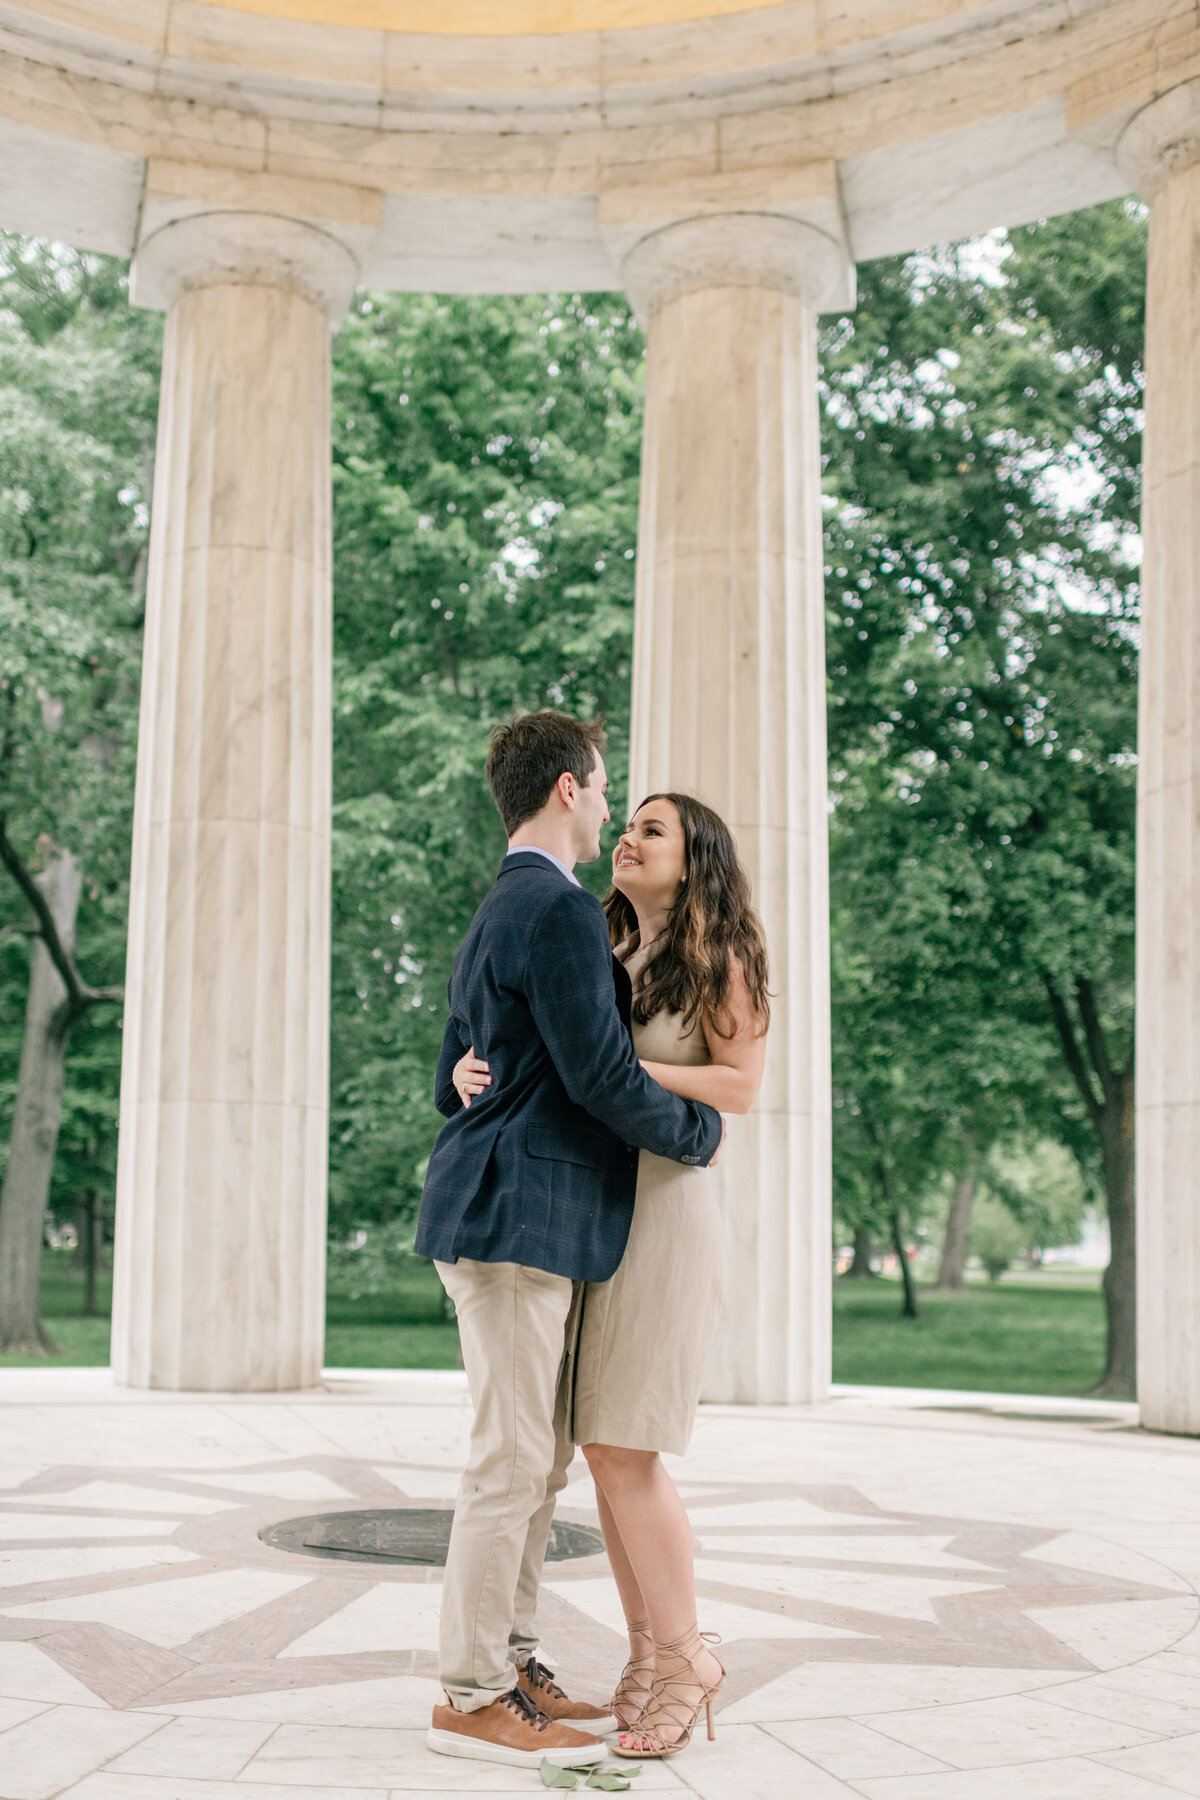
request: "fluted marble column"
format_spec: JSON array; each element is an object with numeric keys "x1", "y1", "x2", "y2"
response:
[
  {"x1": 1120, "y1": 86, "x2": 1200, "y2": 1434},
  {"x1": 622, "y1": 215, "x2": 851, "y2": 1404},
  {"x1": 111, "y1": 215, "x2": 357, "y2": 1390}
]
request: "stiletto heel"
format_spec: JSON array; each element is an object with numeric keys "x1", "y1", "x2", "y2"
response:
[{"x1": 612, "y1": 1627, "x2": 724, "y2": 1760}]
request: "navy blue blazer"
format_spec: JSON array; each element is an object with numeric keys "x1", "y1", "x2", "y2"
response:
[{"x1": 414, "y1": 853, "x2": 723, "y2": 1282}]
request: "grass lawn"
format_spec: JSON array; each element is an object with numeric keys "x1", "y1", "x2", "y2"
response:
[
  {"x1": 832, "y1": 1275, "x2": 1107, "y2": 1396},
  {"x1": 0, "y1": 1251, "x2": 462, "y2": 1371},
  {"x1": 3, "y1": 1254, "x2": 1108, "y2": 1397},
  {"x1": 0, "y1": 1259, "x2": 117, "y2": 1366},
  {"x1": 325, "y1": 1262, "x2": 459, "y2": 1369}
]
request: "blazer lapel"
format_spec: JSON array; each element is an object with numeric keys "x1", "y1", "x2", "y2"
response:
[{"x1": 612, "y1": 953, "x2": 633, "y2": 1034}]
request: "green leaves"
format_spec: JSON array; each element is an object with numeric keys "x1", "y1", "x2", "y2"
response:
[
  {"x1": 0, "y1": 235, "x2": 161, "y2": 1216},
  {"x1": 539, "y1": 1758, "x2": 579, "y2": 1788},
  {"x1": 823, "y1": 201, "x2": 1144, "y2": 1260},
  {"x1": 327, "y1": 293, "x2": 646, "y2": 1236},
  {"x1": 538, "y1": 1760, "x2": 642, "y2": 1791}
]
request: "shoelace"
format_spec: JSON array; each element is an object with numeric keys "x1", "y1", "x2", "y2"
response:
[
  {"x1": 522, "y1": 1657, "x2": 568, "y2": 1702},
  {"x1": 501, "y1": 1685, "x2": 552, "y2": 1732}
]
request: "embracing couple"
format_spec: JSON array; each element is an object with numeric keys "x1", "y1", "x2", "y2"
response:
[{"x1": 414, "y1": 710, "x2": 769, "y2": 1774}]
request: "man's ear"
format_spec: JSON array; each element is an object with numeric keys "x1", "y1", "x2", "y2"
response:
[{"x1": 556, "y1": 771, "x2": 577, "y2": 810}]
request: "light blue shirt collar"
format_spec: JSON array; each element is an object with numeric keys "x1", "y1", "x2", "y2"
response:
[{"x1": 506, "y1": 845, "x2": 580, "y2": 887}]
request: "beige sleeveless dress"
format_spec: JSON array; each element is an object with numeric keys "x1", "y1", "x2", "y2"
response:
[{"x1": 572, "y1": 942, "x2": 725, "y2": 1456}]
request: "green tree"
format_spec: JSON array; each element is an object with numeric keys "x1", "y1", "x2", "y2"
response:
[
  {"x1": 326, "y1": 292, "x2": 646, "y2": 1239},
  {"x1": 985, "y1": 1136, "x2": 1090, "y2": 1261},
  {"x1": 0, "y1": 238, "x2": 158, "y2": 1350},
  {"x1": 969, "y1": 1193, "x2": 1027, "y2": 1282},
  {"x1": 823, "y1": 200, "x2": 1144, "y2": 1391}
]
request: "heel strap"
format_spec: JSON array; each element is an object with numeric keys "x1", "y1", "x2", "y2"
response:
[{"x1": 652, "y1": 1625, "x2": 722, "y2": 1661}]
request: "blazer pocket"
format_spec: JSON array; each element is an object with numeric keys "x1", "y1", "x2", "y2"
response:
[{"x1": 526, "y1": 1123, "x2": 607, "y2": 1170}]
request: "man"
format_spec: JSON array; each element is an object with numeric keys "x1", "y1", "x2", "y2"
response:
[{"x1": 416, "y1": 711, "x2": 723, "y2": 1771}]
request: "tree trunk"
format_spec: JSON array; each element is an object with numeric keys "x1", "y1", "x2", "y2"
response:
[
  {"x1": 1042, "y1": 976, "x2": 1135, "y2": 1402},
  {"x1": 868, "y1": 1143, "x2": 921, "y2": 1321},
  {"x1": 82, "y1": 1189, "x2": 100, "y2": 1319},
  {"x1": 73, "y1": 1187, "x2": 108, "y2": 1277},
  {"x1": 888, "y1": 1209, "x2": 928, "y2": 1324},
  {"x1": 846, "y1": 1224, "x2": 877, "y2": 1279},
  {"x1": 0, "y1": 851, "x2": 82, "y2": 1353},
  {"x1": 889, "y1": 1205, "x2": 921, "y2": 1320},
  {"x1": 936, "y1": 1167, "x2": 979, "y2": 1290},
  {"x1": 1092, "y1": 1068, "x2": 1136, "y2": 1399}
]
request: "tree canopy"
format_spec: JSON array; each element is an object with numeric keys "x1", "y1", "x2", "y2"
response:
[
  {"x1": 0, "y1": 243, "x2": 159, "y2": 1224},
  {"x1": 823, "y1": 206, "x2": 1144, "y2": 1384}
]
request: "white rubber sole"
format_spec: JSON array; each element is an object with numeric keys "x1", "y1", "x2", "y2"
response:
[
  {"x1": 562, "y1": 1713, "x2": 620, "y2": 1735},
  {"x1": 426, "y1": 1727, "x2": 606, "y2": 1768}
]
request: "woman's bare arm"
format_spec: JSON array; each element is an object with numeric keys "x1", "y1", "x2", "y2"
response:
[{"x1": 641, "y1": 957, "x2": 767, "y2": 1115}]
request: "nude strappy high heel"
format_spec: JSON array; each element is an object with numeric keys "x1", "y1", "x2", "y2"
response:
[
  {"x1": 608, "y1": 1618, "x2": 656, "y2": 1731},
  {"x1": 611, "y1": 1626, "x2": 724, "y2": 1760}
]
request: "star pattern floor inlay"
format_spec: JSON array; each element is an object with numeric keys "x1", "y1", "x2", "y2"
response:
[{"x1": 0, "y1": 1371, "x2": 1197, "y2": 1797}]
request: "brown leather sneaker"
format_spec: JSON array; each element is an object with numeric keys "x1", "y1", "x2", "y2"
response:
[
  {"x1": 519, "y1": 1655, "x2": 619, "y2": 1735},
  {"x1": 427, "y1": 1685, "x2": 606, "y2": 1768}
]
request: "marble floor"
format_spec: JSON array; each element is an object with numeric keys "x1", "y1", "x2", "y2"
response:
[{"x1": 1, "y1": 1369, "x2": 1199, "y2": 1798}]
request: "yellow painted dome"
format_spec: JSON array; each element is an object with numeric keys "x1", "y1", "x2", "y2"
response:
[{"x1": 194, "y1": 0, "x2": 796, "y2": 31}]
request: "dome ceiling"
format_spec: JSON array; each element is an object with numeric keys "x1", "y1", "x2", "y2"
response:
[
  {"x1": 0, "y1": 0, "x2": 1173, "y2": 294},
  {"x1": 190, "y1": 0, "x2": 800, "y2": 29}
]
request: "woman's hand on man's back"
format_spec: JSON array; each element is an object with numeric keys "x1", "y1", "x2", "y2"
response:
[{"x1": 453, "y1": 1047, "x2": 492, "y2": 1107}]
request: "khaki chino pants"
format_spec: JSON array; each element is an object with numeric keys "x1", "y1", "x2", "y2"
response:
[{"x1": 434, "y1": 1257, "x2": 580, "y2": 1711}]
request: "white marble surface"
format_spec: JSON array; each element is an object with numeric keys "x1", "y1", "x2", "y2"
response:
[
  {"x1": 277, "y1": 1583, "x2": 444, "y2": 1658},
  {"x1": 155, "y1": 1677, "x2": 440, "y2": 1731},
  {"x1": 0, "y1": 1705, "x2": 162, "y2": 1800},
  {"x1": 106, "y1": 1716, "x2": 276, "y2": 1779},
  {"x1": 197, "y1": 1470, "x2": 353, "y2": 1502},
  {"x1": 0, "y1": 0, "x2": 1178, "y2": 288},
  {"x1": 0, "y1": 1544, "x2": 195, "y2": 1587},
  {"x1": 111, "y1": 231, "x2": 335, "y2": 1393},
  {"x1": 0, "y1": 1370, "x2": 1197, "y2": 1797},
  {"x1": 615, "y1": 209, "x2": 854, "y2": 323},
  {"x1": 30, "y1": 1481, "x2": 234, "y2": 1514},
  {"x1": 1128, "y1": 80, "x2": 1200, "y2": 1437},
  {"x1": 7, "y1": 1567, "x2": 309, "y2": 1646},
  {"x1": 693, "y1": 1558, "x2": 1002, "y2": 1623},
  {"x1": 0, "y1": 1643, "x2": 110, "y2": 1708},
  {"x1": 629, "y1": 241, "x2": 834, "y2": 1406},
  {"x1": 0, "y1": 1513, "x2": 184, "y2": 1539},
  {"x1": 544, "y1": 1574, "x2": 864, "y2": 1643}
]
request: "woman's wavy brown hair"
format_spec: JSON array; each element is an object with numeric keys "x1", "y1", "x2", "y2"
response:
[{"x1": 603, "y1": 792, "x2": 770, "y2": 1037}]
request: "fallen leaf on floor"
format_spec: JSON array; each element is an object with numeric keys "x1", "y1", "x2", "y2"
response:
[{"x1": 540, "y1": 1758, "x2": 579, "y2": 1789}]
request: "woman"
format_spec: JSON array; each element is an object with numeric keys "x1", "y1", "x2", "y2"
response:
[{"x1": 452, "y1": 793, "x2": 769, "y2": 1759}]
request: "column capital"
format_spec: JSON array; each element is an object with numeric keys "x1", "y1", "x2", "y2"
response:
[
  {"x1": 599, "y1": 166, "x2": 855, "y2": 325},
  {"x1": 129, "y1": 164, "x2": 375, "y2": 320},
  {"x1": 617, "y1": 213, "x2": 854, "y2": 325},
  {"x1": 1117, "y1": 80, "x2": 1200, "y2": 198},
  {"x1": 131, "y1": 212, "x2": 360, "y2": 321}
]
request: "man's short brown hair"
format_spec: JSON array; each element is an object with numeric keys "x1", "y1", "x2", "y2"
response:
[{"x1": 486, "y1": 711, "x2": 607, "y2": 835}]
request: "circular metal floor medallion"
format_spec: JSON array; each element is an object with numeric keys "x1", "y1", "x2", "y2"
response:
[{"x1": 259, "y1": 1508, "x2": 605, "y2": 1566}]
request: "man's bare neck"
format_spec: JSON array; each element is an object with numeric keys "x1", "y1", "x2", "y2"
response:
[{"x1": 507, "y1": 821, "x2": 578, "y2": 870}]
